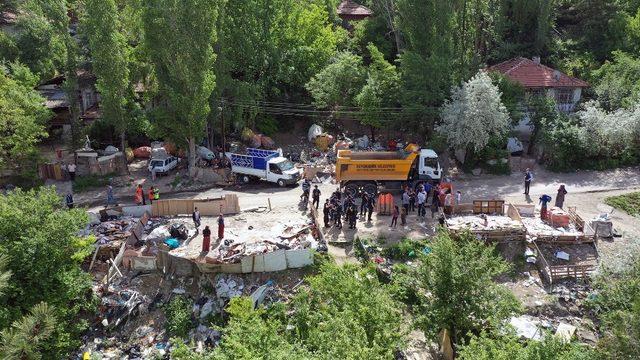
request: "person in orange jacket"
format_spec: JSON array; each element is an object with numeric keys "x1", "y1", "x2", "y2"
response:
[
  {"x1": 148, "y1": 187, "x2": 155, "y2": 204},
  {"x1": 135, "y1": 184, "x2": 145, "y2": 205}
]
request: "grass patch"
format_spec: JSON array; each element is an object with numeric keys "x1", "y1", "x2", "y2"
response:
[
  {"x1": 605, "y1": 192, "x2": 640, "y2": 216},
  {"x1": 72, "y1": 174, "x2": 113, "y2": 192}
]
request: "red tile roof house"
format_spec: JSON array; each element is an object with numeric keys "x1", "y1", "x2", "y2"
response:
[
  {"x1": 489, "y1": 56, "x2": 589, "y2": 113},
  {"x1": 489, "y1": 56, "x2": 589, "y2": 138},
  {"x1": 337, "y1": 0, "x2": 373, "y2": 29}
]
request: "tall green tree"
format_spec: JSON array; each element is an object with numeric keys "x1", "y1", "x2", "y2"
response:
[
  {"x1": 494, "y1": 0, "x2": 554, "y2": 61},
  {"x1": 414, "y1": 231, "x2": 520, "y2": 350},
  {"x1": 0, "y1": 63, "x2": 50, "y2": 174},
  {"x1": 142, "y1": 0, "x2": 220, "y2": 171},
  {"x1": 209, "y1": 0, "x2": 338, "y2": 139},
  {"x1": 593, "y1": 51, "x2": 640, "y2": 111},
  {"x1": 83, "y1": 0, "x2": 132, "y2": 154},
  {"x1": 0, "y1": 187, "x2": 94, "y2": 358},
  {"x1": 397, "y1": 0, "x2": 456, "y2": 137},
  {"x1": 355, "y1": 43, "x2": 400, "y2": 140},
  {"x1": 306, "y1": 51, "x2": 366, "y2": 113}
]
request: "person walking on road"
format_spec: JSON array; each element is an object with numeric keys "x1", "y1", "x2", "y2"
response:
[
  {"x1": 334, "y1": 202, "x2": 343, "y2": 229},
  {"x1": 400, "y1": 205, "x2": 407, "y2": 226},
  {"x1": 202, "y1": 226, "x2": 211, "y2": 253},
  {"x1": 390, "y1": 205, "x2": 399, "y2": 228},
  {"x1": 106, "y1": 184, "x2": 116, "y2": 207},
  {"x1": 65, "y1": 193, "x2": 74, "y2": 209},
  {"x1": 555, "y1": 185, "x2": 567, "y2": 209},
  {"x1": 135, "y1": 184, "x2": 144, "y2": 205},
  {"x1": 360, "y1": 192, "x2": 369, "y2": 216},
  {"x1": 402, "y1": 190, "x2": 410, "y2": 214},
  {"x1": 323, "y1": 200, "x2": 330, "y2": 228},
  {"x1": 312, "y1": 185, "x2": 321, "y2": 209},
  {"x1": 217, "y1": 213, "x2": 225, "y2": 239},
  {"x1": 67, "y1": 163, "x2": 76, "y2": 181},
  {"x1": 431, "y1": 194, "x2": 440, "y2": 218},
  {"x1": 417, "y1": 188, "x2": 427, "y2": 218},
  {"x1": 524, "y1": 168, "x2": 533, "y2": 195},
  {"x1": 192, "y1": 207, "x2": 201, "y2": 233},
  {"x1": 148, "y1": 187, "x2": 155, "y2": 205},
  {"x1": 366, "y1": 195, "x2": 375, "y2": 222},
  {"x1": 409, "y1": 188, "x2": 416, "y2": 212}
]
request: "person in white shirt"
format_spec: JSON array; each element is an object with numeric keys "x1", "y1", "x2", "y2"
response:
[
  {"x1": 417, "y1": 189, "x2": 427, "y2": 217},
  {"x1": 67, "y1": 163, "x2": 77, "y2": 181}
]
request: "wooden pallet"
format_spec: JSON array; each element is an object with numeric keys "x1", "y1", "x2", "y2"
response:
[{"x1": 473, "y1": 200, "x2": 505, "y2": 215}]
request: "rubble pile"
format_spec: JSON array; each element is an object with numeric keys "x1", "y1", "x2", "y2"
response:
[
  {"x1": 93, "y1": 217, "x2": 137, "y2": 244},
  {"x1": 522, "y1": 217, "x2": 582, "y2": 237},
  {"x1": 446, "y1": 215, "x2": 522, "y2": 231}
]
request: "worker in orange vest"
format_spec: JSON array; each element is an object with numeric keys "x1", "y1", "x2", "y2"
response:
[
  {"x1": 148, "y1": 187, "x2": 155, "y2": 204},
  {"x1": 135, "y1": 184, "x2": 145, "y2": 205}
]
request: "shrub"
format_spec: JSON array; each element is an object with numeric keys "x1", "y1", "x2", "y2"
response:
[
  {"x1": 165, "y1": 296, "x2": 194, "y2": 339},
  {"x1": 605, "y1": 192, "x2": 640, "y2": 216}
]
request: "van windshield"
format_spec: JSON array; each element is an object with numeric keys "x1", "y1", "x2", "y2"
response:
[
  {"x1": 278, "y1": 160, "x2": 295, "y2": 171},
  {"x1": 151, "y1": 160, "x2": 164, "y2": 168}
]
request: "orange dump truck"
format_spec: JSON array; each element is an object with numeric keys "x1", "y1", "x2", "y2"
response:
[{"x1": 335, "y1": 144, "x2": 442, "y2": 195}]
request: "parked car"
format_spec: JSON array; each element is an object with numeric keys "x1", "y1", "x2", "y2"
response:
[{"x1": 148, "y1": 156, "x2": 179, "y2": 175}]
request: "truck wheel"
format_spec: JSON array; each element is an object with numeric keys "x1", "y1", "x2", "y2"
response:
[
  {"x1": 242, "y1": 175, "x2": 251, "y2": 184},
  {"x1": 277, "y1": 179, "x2": 286, "y2": 187}
]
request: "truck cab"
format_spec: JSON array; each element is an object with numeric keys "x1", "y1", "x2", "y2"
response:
[
  {"x1": 266, "y1": 157, "x2": 300, "y2": 186},
  {"x1": 415, "y1": 149, "x2": 442, "y2": 182}
]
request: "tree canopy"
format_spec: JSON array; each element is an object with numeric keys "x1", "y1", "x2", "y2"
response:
[{"x1": 437, "y1": 71, "x2": 511, "y2": 153}]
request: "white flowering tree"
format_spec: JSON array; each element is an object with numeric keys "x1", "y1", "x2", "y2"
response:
[
  {"x1": 578, "y1": 100, "x2": 640, "y2": 157},
  {"x1": 437, "y1": 71, "x2": 511, "y2": 153}
]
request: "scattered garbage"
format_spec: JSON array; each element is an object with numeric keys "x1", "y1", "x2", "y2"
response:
[
  {"x1": 555, "y1": 251, "x2": 570, "y2": 260},
  {"x1": 509, "y1": 315, "x2": 543, "y2": 340},
  {"x1": 307, "y1": 124, "x2": 323, "y2": 142},
  {"x1": 555, "y1": 322, "x2": 577, "y2": 343}
]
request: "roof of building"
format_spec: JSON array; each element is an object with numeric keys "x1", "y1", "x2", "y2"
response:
[
  {"x1": 337, "y1": 0, "x2": 373, "y2": 17},
  {"x1": 0, "y1": 11, "x2": 17, "y2": 26},
  {"x1": 37, "y1": 84, "x2": 69, "y2": 109},
  {"x1": 488, "y1": 57, "x2": 589, "y2": 88}
]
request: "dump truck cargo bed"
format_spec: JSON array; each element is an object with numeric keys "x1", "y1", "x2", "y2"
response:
[{"x1": 335, "y1": 149, "x2": 418, "y2": 182}]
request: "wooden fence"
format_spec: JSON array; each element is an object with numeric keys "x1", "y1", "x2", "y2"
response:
[
  {"x1": 533, "y1": 241, "x2": 599, "y2": 284},
  {"x1": 151, "y1": 194, "x2": 240, "y2": 217}
]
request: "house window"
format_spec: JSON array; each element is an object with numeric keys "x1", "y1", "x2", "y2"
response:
[{"x1": 555, "y1": 88, "x2": 574, "y2": 104}]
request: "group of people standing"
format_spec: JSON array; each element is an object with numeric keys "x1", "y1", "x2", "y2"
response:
[
  {"x1": 524, "y1": 169, "x2": 569, "y2": 219},
  {"x1": 133, "y1": 184, "x2": 160, "y2": 206},
  {"x1": 322, "y1": 189, "x2": 375, "y2": 230},
  {"x1": 192, "y1": 206, "x2": 226, "y2": 254}
]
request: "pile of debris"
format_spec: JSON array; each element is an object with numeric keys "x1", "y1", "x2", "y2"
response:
[
  {"x1": 446, "y1": 215, "x2": 522, "y2": 231},
  {"x1": 93, "y1": 217, "x2": 137, "y2": 245},
  {"x1": 522, "y1": 217, "x2": 582, "y2": 237}
]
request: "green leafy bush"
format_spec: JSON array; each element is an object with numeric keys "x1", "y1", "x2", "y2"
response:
[
  {"x1": 73, "y1": 174, "x2": 113, "y2": 192},
  {"x1": 381, "y1": 239, "x2": 429, "y2": 261},
  {"x1": 605, "y1": 192, "x2": 640, "y2": 216},
  {"x1": 165, "y1": 296, "x2": 194, "y2": 339}
]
